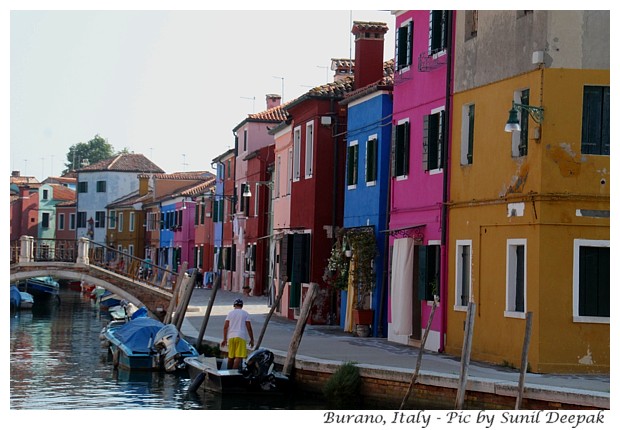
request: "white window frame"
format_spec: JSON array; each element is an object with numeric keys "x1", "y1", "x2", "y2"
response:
[
  {"x1": 254, "y1": 183, "x2": 259, "y2": 217},
  {"x1": 427, "y1": 106, "x2": 445, "y2": 175},
  {"x1": 365, "y1": 134, "x2": 378, "y2": 186},
  {"x1": 347, "y1": 140, "x2": 358, "y2": 190},
  {"x1": 454, "y1": 240, "x2": 473, "y2": 311},
  {"x1": 275, "y1": 155, "x2": 281, "y2": 198},
  {"x1": 505, "y1": 239, "x2": 527, "y2": 319},
  {"x1": 305, "y1": 120, "x2": 314, "y2": 179},
  {"x1": 396, "y1": 18, "x2": 413, "y2": 73},
  {"x1": 58, "y1": 213, "x2": 65, "y2": 230},
  {"x1": 118, "y1": 212, "x2": 124, "y2": 233},
  {"x1": 293, "y1": 126, "x2": 301, "y2": 181},
  {"x1": 108, "y1": 210, "x2": 116, "y2": 229},
  {"x1": 287, "y1": 148, "x2": 293, "y2": 194},
  {"x1": 129, "y1": 212, "x2": 135, "y2": 232},
  {"x1": 396, "y1": 118, "x2": 410, "y2": 181},
  {"x1": 572, "y1": 239, "x2": 610, "y2": 324},
  {"x1": 461, "y1": 103, "x2": 475, "y2": 165}
]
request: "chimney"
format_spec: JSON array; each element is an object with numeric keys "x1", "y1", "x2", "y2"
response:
[
  {"x1": 330, "y1": 58, "x2": 354, "y2": 82},
  {"x1": 12, "y1": 171, "x2": 20, "y2": 177},
  {"x1": 266, "y1": 94, "x2": 281, "y2": 110},
  {"x1": 352, "y1": 21, "x2": 388, "y2": 89},
  {"x1": 138, "y1": 174, "x2": 149, "y2": 196}
]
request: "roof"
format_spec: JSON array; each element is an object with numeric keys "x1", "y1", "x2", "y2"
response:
[
  {"x1": 48, "y1": 184, "x2": 76, "y2": 201},
  {"x1": 149, "y1": 171, "x2": 215, "y2": 181},
  {"x1": 212, "y1": 148, "x2": 236, "y2": 164},
  {"x1": 107, "y1": 189, "x2": 152, "y2": 209},
  {"x1": 43, "y1": 176, "x2": 77, "y2": 185},
  {"x1": 56, "y1": 199, "x2": 76, "y2": 208},
  {"x1": 340, "y1": 59, "x2": 395, "y2": 105},
  {"x1": 285, "y1": 77, "x2": 354, "y2": 111},
  {"x1": 76, "y1": 153, "x2": 164, "y2": 174},
  {"x1": 233, "y1": 100, "x2": 292, "y2": 131}
]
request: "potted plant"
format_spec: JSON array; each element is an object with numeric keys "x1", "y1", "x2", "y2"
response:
[{"x1": 323, "y1": 229, "x2": 350, "y2": 291}]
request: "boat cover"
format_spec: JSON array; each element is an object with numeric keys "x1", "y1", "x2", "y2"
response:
[{"x1": 111, "y1": 318, "x2": 194, "y2": 354}]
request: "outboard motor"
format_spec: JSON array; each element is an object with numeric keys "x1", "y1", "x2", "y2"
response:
[
  {"x1": 241, "y1": 348, "x2": 276, "y2": 391},
  {"x1": 153, "y1": 324, "x2": 181, "y2": 372}
]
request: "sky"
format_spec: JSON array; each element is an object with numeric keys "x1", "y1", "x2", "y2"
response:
[{"x1": 9, "y1": 6, "x2": 396, "y2": 180}]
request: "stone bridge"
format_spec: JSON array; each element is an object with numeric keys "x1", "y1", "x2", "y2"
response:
[{"x1": 10, "y1": 236, "x2": 174, "y2": 318}]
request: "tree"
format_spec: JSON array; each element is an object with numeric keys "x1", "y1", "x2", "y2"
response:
[{"x1": 63, "y1": 134, "x2": 114, "y2": 175}]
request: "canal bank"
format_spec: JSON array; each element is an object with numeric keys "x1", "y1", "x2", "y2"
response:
[{"x1": 180, "y1": 288, "x2": 609, "y2": 410}]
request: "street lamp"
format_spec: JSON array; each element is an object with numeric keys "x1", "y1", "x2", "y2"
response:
[{"x1": 505, "y1": 102, "x2": 544, "y2": 132}]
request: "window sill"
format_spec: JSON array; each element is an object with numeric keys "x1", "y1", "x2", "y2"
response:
[
  {"x1": 504, "y1": 311, "x2": 526, "y2": 319},
  {"x1": 453, "y1": 305, "x2": 468, "y2": 312},
  {"x1": 396, "y1": 175, "x2": 408, "y2": 181},
  {"x1": 366, "y1": 181, "x2": 377, "y2": 187},
  {"x1": 347, "y1": 185, "x2": 357, "y2": 190},
  {"x1": 573, "y1": 316, "x2": 609, "y2": 324},
  {"x1": 428, "y1": 168, "x2": 443, "y2": 176}
]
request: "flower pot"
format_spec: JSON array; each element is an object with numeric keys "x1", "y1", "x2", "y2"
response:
[{"x1": 353, "y1": 309, "x2": 373, "y2": 326}]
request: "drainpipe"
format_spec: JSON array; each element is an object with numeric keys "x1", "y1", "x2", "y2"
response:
[
  {"x1": 439, "y1": 10, "x2": 454, "y2": 353},
  {"x1": 330, "y1": 97, "x2": 339, "y2": 324}
]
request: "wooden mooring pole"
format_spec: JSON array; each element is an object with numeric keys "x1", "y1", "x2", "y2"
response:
[
  {"x1": 455, "y1": 301, "x2": 476, "y2": 409},
  {"x1": 283, "y1": 282, "x2": 318, "y2": 377},
  {"x1": 515, "y1": 311, "x2": 534, "y2": 410},
  {"x1": 400, "y1": 298, "x2": 438, "y2": 409},
  {"x1": 174, "y1": 270, "x2": 197, "y2": 330},
  {"x1": 255, "y1": 277, "x2": 287, "y2": 350}
]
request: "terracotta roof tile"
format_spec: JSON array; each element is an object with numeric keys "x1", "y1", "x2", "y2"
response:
[
  {"x1": 49, "y1": 184, "x2": 76, "y2": 201},
  {"x1": 150, "y1": 171, "x2": 214, "y2": 181},
  {"x1": 341, "y1": 59, "x2": 395, "y2": 104},
  {"x1": 77, "y1": 153, "x2": 164, "y2": 173}
]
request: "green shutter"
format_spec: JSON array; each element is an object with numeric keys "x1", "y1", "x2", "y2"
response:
[
  {"x1": 391, "y1": 127, "x2": 397, "y2": 177},
  {"x1": 403, "y1": 122, "x2": 410, "y2": 175}
]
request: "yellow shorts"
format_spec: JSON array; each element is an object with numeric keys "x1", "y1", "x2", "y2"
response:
[{"x1": 227, "y1": 337, "x2": 247, "y2": 359}]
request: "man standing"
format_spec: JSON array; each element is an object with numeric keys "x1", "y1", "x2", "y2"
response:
[{"x1": 221, "y1": 299, "x2": 254, "y2": 369}]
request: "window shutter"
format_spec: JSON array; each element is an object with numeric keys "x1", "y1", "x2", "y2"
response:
[
  {"x1": 366, "y1": 139, "x2": 377, "y2": 182},
  {"x1": 422, "y1": 115, "x2": 430, "y2": 171},
  {"x1": 391, "y1": 127, "x2": 397, "y2": 177},
  {"x1": 418, "y1": 245, "x2": 428, "y2": 300},
  {"x1": 406, "y1": 21, "x2": 413, "y2": 67},
  {"x1": 403, "y1": 122, "x2": 410, "y2": 175},
  {"x1": 438, "y1": 110, "x2": 445, "y2": 169}
]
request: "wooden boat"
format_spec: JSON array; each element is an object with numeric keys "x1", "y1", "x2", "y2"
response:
[
  {"x1": 103, "y1": 316, "x2": 199, "y2": 372},
  {"x1": 185, "y1": 349, "x2": 289, "y2": 394}
]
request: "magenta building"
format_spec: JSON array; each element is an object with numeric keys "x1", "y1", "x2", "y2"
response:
[{"x1": 387, "y1": 10, "x2": 455, "y2": 351}]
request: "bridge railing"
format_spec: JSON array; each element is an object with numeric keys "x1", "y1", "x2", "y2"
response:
[
  {"x1": 86, "y1": 240, "x2": 180, "y2": 291},
  {"x1": 11, "y1": 236, "x2": 183, "y2": 292}
]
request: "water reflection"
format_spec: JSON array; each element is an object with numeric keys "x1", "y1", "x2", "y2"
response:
[{"x1": 10, "y1": 288, "x2": 327, "y2": 410}]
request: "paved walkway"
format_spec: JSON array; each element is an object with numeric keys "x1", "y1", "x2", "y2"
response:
[{"x1": 180, "y1": 287, "x2": 609, "y2": 405}]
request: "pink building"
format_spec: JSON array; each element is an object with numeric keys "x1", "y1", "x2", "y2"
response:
[{"x1": 387, "y1": 10, "x2": 455, "y2": 351}]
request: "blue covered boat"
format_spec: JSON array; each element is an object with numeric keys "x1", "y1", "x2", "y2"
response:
[
  {"x1": 103, "y1": 317, "x2": 199, "y2": 372},
  {"x1": 18, "y1": 276, "x2": 60, "y2": 302},
  {"x1": 11, "y1": 284, "x2": 35, "y2": 311}
]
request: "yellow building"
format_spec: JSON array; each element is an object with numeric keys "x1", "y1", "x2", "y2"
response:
[{"x1": 446, "y1": 11, "x2": 609, "y2": 373}]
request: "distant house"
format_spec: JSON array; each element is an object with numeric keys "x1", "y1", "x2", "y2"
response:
[
  {"x1": 211, "y1": 149, "x2": 236, "y2": 290},
  {"x1": 55, "y1": 199, "x2": 77, "y2": 261},
  {"x1": 75, "y1": 153, "x2": 164, "y2": 245},
  {"x1": 10, "y1": 171, "x2": 41, "y2": 242},
  {"x1": 38, "y1": 183, "x2": 76, "y2": 241},
  {"x1": 232, "y1": 95, "x2": 287, "y2": 295}
]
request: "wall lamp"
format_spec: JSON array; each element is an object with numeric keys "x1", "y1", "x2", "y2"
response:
[
  {"x1": 242, "y1": 181, "x2": 273, "y2": 198},
  {"x1": 504, "y1": 102, "x2": 544, "y2": 132}
]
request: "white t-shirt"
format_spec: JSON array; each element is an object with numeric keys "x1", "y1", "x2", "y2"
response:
[{"x1": 225, "y1": 308, "x2": 251, "y2": 341}]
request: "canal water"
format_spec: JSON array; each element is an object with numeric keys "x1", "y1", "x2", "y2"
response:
[{"x1": 9, "y1": 287, "x2": 328, "y2": 410}]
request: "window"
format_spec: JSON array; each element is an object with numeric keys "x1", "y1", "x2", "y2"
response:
[
  {"x1": 573, "y1": 240, "x2": 610, "y2": 322},
  {"x1": 118, "y1": 212, "x2": 124, "y2": 232},
  {"x1": 305, "y1": 121, "x2": 314, "y2": 178},
  {"x1": 287, "y1": 149, "x2": 293, "y2": 194},
  {"x1": 78, "y1": 181, "x2": 88, "y2": 193},
  {"x1": 42, "y1": 189, "x2": 49, "y2": 200},
  {"x1": 128, "y1": 245, "x2": 134, "y2": 256},
  {"x1": 347, "y1": 141, "x2": 358, "y2": 188},
  {"x1": 461, "y1": 104, "x2": 475, "y2": 165},
  {"x1": 58, "y1": 213, "x2": 65, "y2": 230},
  {"x1": 581, "y1": 86, "x2": 610, "y2": 155},
  {"x1": 129, "y1": 212, "x2": 135, "y2": 232},
  {"x1": 465, "y1": 10, "x2": 478, "y2": 40},
  {"x1": 366, "y1": 136, "x2": 378, "y2": 184},
  {"x1": 392, "y1": 120, "x2": 410, "y2": 177},
  {"x1": 96, "y1": 180, "x2": 106, "y2": 192},
  {"x1": 275, "y1": 155, "x2": 281, "y2": 198},
  {"x1": 429, "y1": 10, "x2": 448, "y2": 55},
  {"x1": 227, "y1": 160, "x2": 231, "y2": 178},
  {"x1": 108, "y1": 210, "x2": 116, "y2": 229},
  {"x1": 293, "y1": 126, "x2": 301, "y2": 181},
  {"x1": 70, "y1": 213, "x2": 76, "y2": 230},
  {"x1": 42, "y1": 212, "x2": 50, "y2": 229},
  {"x1": 396, "y1": 19, "x2": 413, "y2": 70},
  {"x1": 77, "y1": 211, "x2": 87, "y2": 228},
  {"x1": 506, "y1": 239, "x2": 527, "y2": 317},
  {"x1": 243, "y1": 129, "x2": 248, "y2": 152},
  {"x1": 95, "y1": 211, "x2": 106, "y2": 228},
  {"x1": 511, "y1": 89, "x2": 530, "y2": 157},
  {"x1": 423, "y1": 109, "x2": 445, "y2": 171},
  {"x1": 455, "y1": 240, "x2": 472, "y2": 310},
  {"x1": 254, "y1": 184, "x2": 259, "y2": 217},
  {"x1": 239, "y1": 184, "x2": 250, "y2": 216},
  {"x1": 418, "y1": 243, "x2": 441, "y2": 301}
]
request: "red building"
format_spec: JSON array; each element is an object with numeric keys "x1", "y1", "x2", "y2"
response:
[{"x1": 10, "y1": 171, "x2": 41, "y2": 243}]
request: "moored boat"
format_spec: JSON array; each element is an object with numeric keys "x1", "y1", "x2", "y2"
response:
[
  {"x1": 17, "y1": 277, "x2": 60, "y2": 302},
  {"x1": 185, "y1": 348, "x2": 289, "y2": 394},
  {"x1": 103, "y1": 316, "x2": 199, "y2": 372}
]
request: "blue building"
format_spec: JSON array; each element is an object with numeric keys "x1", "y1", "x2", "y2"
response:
[{"x1": 340, "y1": 55, "x2": 394, "y2": 337}]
